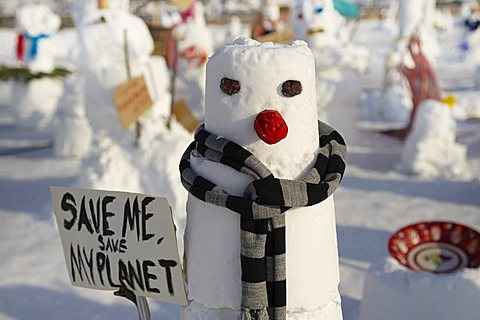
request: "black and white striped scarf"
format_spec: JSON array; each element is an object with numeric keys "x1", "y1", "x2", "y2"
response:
[{"x1": 179, "y1": 121, "x2": 347, "y2": 320}]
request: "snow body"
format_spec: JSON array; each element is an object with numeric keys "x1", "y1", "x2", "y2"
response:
[
  {"x1": 53, "y1": 76, "x2": 92, "y2": 158},
  {"x1": 359, "y1": 257, "x2": 480, "y2": 320},
  {"x1": 400, "y1": 100, "x2": 469, "y2": 179},
  {"x1": 181, "y1": 38, "x2": 342, "y2": 320}
]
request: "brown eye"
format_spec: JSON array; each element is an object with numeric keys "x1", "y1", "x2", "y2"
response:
[
  {"x1": 281, "y1": 80, "x2": 302, "y2": 97},
  {"x1": 220, "y1": 78, "x2": 241, "y2": 96}
]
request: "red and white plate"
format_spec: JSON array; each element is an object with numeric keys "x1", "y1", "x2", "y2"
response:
[{"x1": 388, "y1": 221, "x2": 480, "y2": 274}]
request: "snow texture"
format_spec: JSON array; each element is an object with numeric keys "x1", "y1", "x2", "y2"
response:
[{"x1": 359, "y1": 257, "x2": 480, "y2": 320}]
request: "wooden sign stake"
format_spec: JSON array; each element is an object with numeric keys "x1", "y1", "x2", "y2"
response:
[
  {"x1": 98, "y1": 0, "x2": 109, "y2": 9},
  {"x1": 167, "y1": 35, "x2": 178, "y2": 131},
  {"x1": 123, "y1": 29, "x2": 142, "y2": 147}
]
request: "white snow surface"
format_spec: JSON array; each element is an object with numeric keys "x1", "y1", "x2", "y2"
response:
[
  {"x1": 359, "y1": 257, "x2": 480, "y2": 320},
  {"x1": 1, "y1": 17, "x2": 480, "y2": 320}
]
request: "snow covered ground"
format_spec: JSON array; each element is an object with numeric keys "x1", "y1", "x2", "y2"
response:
[{"x1": 1, "y1": 19, "x2": 480, "y2": 320}]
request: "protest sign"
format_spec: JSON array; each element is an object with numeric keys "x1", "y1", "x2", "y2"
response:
[
  {"x1": 113, "y1": 75, "x2": 153, "y2": 129},
  {"x1": 172, "y1": 99, "x2": 199, "y2": 133},
  {"x1": 51, "y1": 187, "x2": 187, "y2": 305}
]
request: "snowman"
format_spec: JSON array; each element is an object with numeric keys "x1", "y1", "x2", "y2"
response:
[
  {"x1": 12, "y1": 4, "x2": 67, "y2": 129},
  {"x1": 73, "y1": 0, "x2": 171, "y2": 141},
  {"x1": 291, "y1": 0, "x2": 345, "y2": 43},
  {"x1": 399, "y1": 100, "x2": 469, "y2": 179},
  {"x1": 73, "y1": 0, "x2": 190, "y2": 255},
  {"x1": 180, "y1": 38, "x2": 346, "y2": 320},
  {"x1": 301, "y1": 0, "x2": 368, "y2": 143},
  {"x1": 172, "y1": 1, "x2": 214, "y2": 120}
]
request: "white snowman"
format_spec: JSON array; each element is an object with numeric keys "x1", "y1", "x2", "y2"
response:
[
  {"x1": 12, "y1": 4, "x2": 67, "y2": 129},
  {"x1": 73, "y1": 0, "x2": 190, "y2": 258},
  {"x1": 173, "y1": 3, "x2": 214, "y2": 120},
  {"x1": 400, "y1": 100, "x2": 469, "y2": 179},
  {"x1": 181, "y1": 38, "x2": 345, "y2": 320},
  {"x1": 302, "y1": 0, "x2": 368, "y2": 143},
  {"x1": 74, "y1": 1, "x2": 170, "y2": 142}
]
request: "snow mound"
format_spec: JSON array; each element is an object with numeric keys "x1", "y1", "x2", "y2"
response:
[
  {"x1": 360, "y1": 257, "x2": 480, "y2": 320},
  {"x1": 399, "y1": 100, "x2": 469, "y2": 179}
]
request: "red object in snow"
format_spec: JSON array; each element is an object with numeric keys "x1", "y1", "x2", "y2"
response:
[
  {"x1": 388, "y1": 221, "x2": 480, "y2": 274},
  {"x1": 401, "y1": 35, "x2": 442, "y2": 126},
  {"x1": 382, "y1": 35, "x2": 443, "y2": 139},
  {"x1": 178, "y1": 45, "x2": 208, "y2": 68},
  {"x1": 16, "y1": 33, "x2": 25, "y2": 62},
  {"x1": 254, "y1": 110, "x2": 289, "y2": 145}
]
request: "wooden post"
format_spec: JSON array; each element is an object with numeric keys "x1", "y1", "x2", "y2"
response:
[
  {"x1": 167, "y1": 34, "x2": 178, "y2": 130},
  {"x1": 123, "y1": 29, "x2": 142, "y2": 147},
  {"x1": 98, "y1": 0, "x2": 110, "y2": 9}
]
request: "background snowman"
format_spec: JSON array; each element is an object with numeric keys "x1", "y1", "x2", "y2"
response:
[{"x1": 12, "y1": 3, "x2": 68, "y2": 129}]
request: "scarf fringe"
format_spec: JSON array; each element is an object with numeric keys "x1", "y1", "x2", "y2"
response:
[{"x1": 241, "y1": 308, "x2": 269, "y2": 320}]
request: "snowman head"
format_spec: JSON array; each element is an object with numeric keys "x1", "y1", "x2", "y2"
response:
[
  {"x1": 16, "y1": 4, "x2": 61, "y2": 36},
  {"x1": 305, "y1": 0, "x2": 337, "y2": 38},
  {"x1": 205, "y1": 38, "x2": 319, "y2": 163}
]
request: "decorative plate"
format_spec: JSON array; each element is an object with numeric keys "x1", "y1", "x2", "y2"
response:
[{"x1": 388, "y1": 221, "x2": 480, "y2": 274}]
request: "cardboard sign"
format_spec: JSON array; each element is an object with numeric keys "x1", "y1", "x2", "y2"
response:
[
  {"x1": 173, "y1": 99, "x2": 199, "y2": 133},
  {"x1": 256, "y1": 28, "x2": 294, "y2": 44},
  {"x1": 171, "y1": 0, "x2": 194, "y2": 12},
  {"x1": 114, "y1": 76, "x2": 154, "y2": 129},
  {"x1": 50, "y1": 187, "x2": 187, "y2": 305}
]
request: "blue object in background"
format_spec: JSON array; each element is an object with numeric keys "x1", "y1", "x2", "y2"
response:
[
  {"x1": 24, "y1": 33, "x2": 50, "y2": 61},
  {"x1": 315, "y1": 7, "x2": 324, "y2": 14},
  {"x1": 465, "y1": 19, "x2": 480, "y2": 32},
  {"x1": 459, "y1": 41, "x2": 470, "y2": 53},
  {"x1": 333, "y1": 0, "x2": 361, "y2": 19}
]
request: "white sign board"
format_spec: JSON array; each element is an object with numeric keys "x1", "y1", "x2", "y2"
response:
[{"x1": 51, "y1": 187, "x2": 187, "y2": 305}]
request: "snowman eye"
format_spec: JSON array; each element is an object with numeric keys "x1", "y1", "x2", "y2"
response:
[
  {"x1": 281, "y1": 80, "x2": 302, "y2": 97},
  {"x1": 220, "y1": 78, "x2": 241, "y2": 96},
  {"x1": 315, "y1": 7, "x2": 324, "y2": 14}
]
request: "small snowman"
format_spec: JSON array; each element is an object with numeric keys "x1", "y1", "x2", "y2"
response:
[
  {"x1": 12, "y1": 4, "x2": 67, "y2": 129},
  {"x1": 302, "y1": 0, "x2": 368, "y2": 142},
  {"x1": 400, "y1": 100, "x2": 469, "y2": 179},
  {"x1": 173, "y1": 1, "x2": 214, "y2": 120},
  {"x1": 180, "y1": 38, "x2": 346, "y2": 320}
]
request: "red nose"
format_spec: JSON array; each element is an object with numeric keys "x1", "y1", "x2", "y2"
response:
[{"x1": 254, "y1": 110, "x2": 288, "y2": 145}]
